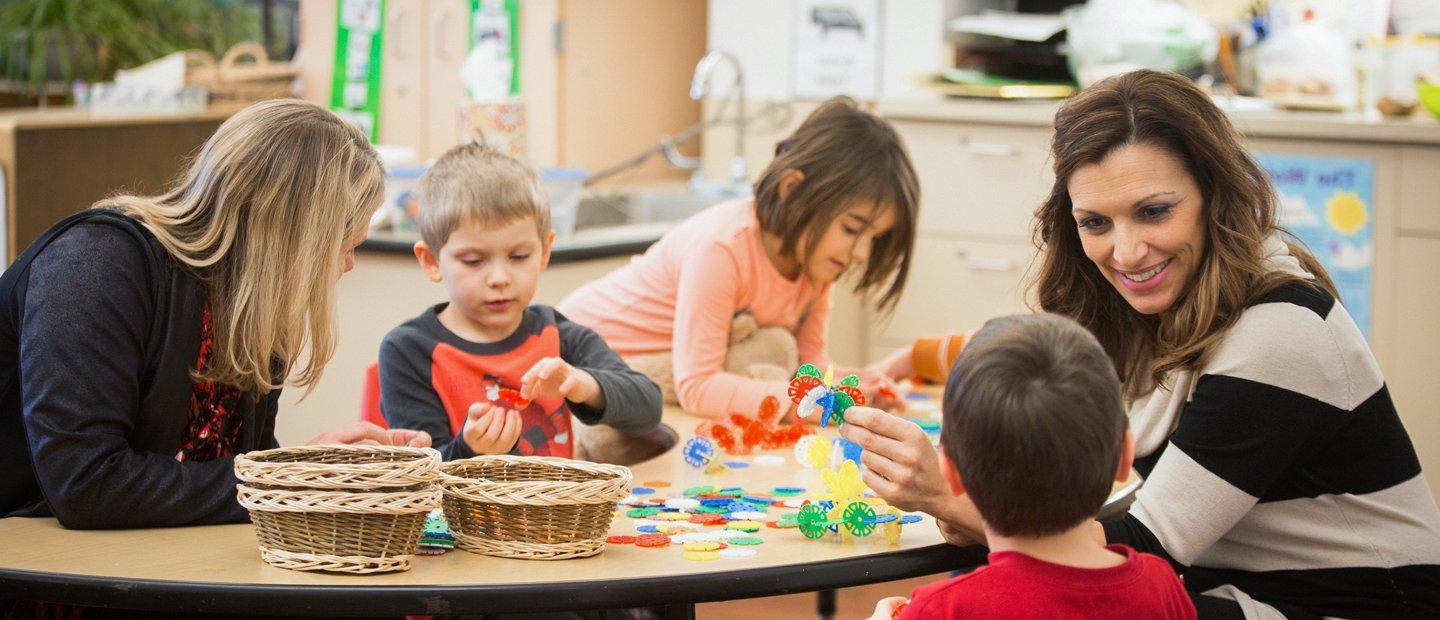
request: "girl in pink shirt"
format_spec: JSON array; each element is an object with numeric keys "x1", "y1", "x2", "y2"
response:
[{"x1": 558, "y1": 97, "x2": 920, "y2": 418}]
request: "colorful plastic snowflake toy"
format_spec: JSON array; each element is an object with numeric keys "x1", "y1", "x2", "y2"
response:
[
  {"x1": 793, "y1": 460, "x2": 924, "y2": 543},
  {"x1": 681, "y1": 436, "x2": 720, "y2": 469},
  {"x1": 788, "y1": 364, "x2": 865, "y2": 427}
]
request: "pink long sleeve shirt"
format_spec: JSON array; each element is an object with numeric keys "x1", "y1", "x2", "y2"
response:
[{"x1": 557, "y1": 198, "x2": 833, "y2": 417}]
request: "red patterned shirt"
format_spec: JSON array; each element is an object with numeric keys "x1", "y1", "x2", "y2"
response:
[{"x1": 174, "y1": 304, "x2": 245, "y2": 462}]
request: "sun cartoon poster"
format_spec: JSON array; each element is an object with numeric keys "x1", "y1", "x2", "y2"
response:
[{"x1": 1255, "y1": 154, "x2": 1374, "y2": 339}]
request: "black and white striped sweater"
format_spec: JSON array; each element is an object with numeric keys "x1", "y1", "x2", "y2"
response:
[{"x1": 1102, "y1": 242, "x2": 1440, "y2": 619}]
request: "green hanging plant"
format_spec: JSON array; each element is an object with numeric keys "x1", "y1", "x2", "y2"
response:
[{"x1": 0, "y1": 0, "x2": 261, "y2": 101}]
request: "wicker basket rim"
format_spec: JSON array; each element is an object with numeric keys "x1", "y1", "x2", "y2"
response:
[
  {"x1": 438, "y1": 454, "x2": 632, "y2": 478},
  {"x1": 237, "y1": 444, "x2": 440, "y2": 465},
  {"x1": 237, "y1": 484, "x2": 440, "y2": 514}
]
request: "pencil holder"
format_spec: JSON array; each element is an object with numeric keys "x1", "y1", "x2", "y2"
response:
[
  {"x1": 234, "y1": 445, "x2": 442, "y2": 574},
  {"x1": 439, "y1": 455, "x2": 632, "y2": 560}
]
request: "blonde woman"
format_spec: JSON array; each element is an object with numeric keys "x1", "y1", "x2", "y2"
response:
[
  {"x1": 0, "y1": 99, "x2": 429, "y2": 529},
  {"x1": 843, "y1": 70, "x2": 1440, "y2": 618}
]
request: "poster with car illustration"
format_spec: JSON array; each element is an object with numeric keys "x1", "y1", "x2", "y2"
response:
[{"x1": 793, "y1": 0, "x2": 878, "y2": 100}]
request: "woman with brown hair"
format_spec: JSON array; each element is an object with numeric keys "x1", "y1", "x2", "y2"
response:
[
  {"x1": 0, "y1": 99, "x2": 429, "y2": 530},
  {"x1": 842, "y1": 70, "x2": 1440, "y2": 618}
]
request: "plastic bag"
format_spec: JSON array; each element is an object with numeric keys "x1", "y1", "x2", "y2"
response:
[
  {"x1": 1255, "y1": 19, "x2": 1356, "y2": 110},
  {"x1": 1063, "y1": 0, "x2": 1218, "y2": 87}
]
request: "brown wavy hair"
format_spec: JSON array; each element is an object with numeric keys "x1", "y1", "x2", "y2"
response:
[
  {"x1": 1030, "y1": 70, "x2": 1335, "y2": 395},
  {"x1": 752, "y1": 96, "x2": 920, "y2": 314}
]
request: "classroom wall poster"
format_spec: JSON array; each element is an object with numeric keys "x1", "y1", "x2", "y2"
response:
[
  {"x1": 469, "y1": 0, "x2": 520, "y2": 98},
  {"x1": 331, "y1": 0, "x2": 385, "y2": 141},
  {"x1": 792, "y1": 0, "x2": 879, "y2": 100},
  {"x1": 1255, "y1": 154, "x2": 1374, "y2": 339}
]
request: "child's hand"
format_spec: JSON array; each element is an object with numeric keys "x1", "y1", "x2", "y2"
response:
[
  {"x1": 520, "y1": 357, "x2": 604, "y2": 408},
  {"x1": 308, "y1": 421, "x2": 432, "y2": 447},
  {"x1": 461, "y1": 402, "x2": 522, "y2": 455},
  {"x1": 842, "y1": 368, "x2": 905, "y2": 412},
  {"x1": 867, "y1": 343, "x2": 916, "y2": 381},
  {"x1": 869, "y1": 596, "x2": 909, "y2": 620}
]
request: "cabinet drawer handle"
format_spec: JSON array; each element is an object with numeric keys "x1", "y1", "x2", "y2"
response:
[
  {"x1": 958, "y1": 136, "x2": 1018, "y2": 157},
  {"x1": 960, "y1": 254, "x2": 1019, "y2": 272}
]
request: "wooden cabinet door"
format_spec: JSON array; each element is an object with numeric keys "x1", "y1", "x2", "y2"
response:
[
  {"x1": 379, "y1": 0, "x2": 429, "y2": 153},
  {"x1": 893, "y1": 120, "x2": 1053, "y2": 242},
  {"x1": 1399, "y1": 146, "x2": 1440, "y2": 236},
  {"x1": 871, "y1": 237, "x2": 1038, "y2": 346},
  {"x1": 424, "y1": 0, "x2": 470, "y2": 160},
  {"x1": 556, "y1": 0, "x2": 705, "y2": 181},
  {"x1": 296, "y1": 0, "x2": 336, "y2": 104},
  {"x1": 1390, "y1": 236, "x2": 1440, "y2": 501}
]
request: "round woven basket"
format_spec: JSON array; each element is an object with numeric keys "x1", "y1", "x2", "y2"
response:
[
  {"x1": 234, "y1": 445, "x2": 442, "y2": 574},
  {"x1": 439, "y1": 455, "x2": 632, "y2": 560}
]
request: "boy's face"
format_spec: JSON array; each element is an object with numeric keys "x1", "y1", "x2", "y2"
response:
[{"x1": 416, "y1": 216, "x2": 553, "y2": 342}]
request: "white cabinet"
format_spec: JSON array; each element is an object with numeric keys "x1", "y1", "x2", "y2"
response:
[
  {"x1": 893, "y1": 119, "x2": 1053, "y2": 241},
  {"x1": 875, "y1": 237, "x2": 1036, "y2": 345},
  {"x1": 874, "y1": 114, "x2": 1049, "y2": 353},
  {"x1": 1391, "y1": 237, "x2": 1440, "y2": 498}
]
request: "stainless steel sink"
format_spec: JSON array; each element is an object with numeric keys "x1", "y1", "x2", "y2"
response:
[{"x1": 574, "y1": 184, "x2": 748, "y2": 232}]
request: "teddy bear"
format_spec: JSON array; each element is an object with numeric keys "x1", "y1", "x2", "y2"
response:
[{"x1": 625, "y1": 312, "x2": 798, "y2": 406}]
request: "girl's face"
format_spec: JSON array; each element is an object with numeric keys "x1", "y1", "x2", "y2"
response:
[
  {"x1": 1068, "y1": 142, "x2": 1206, "y2": 316},
  {"x1": 802, "y1": 202, "x2": 897, "y2": 284}
]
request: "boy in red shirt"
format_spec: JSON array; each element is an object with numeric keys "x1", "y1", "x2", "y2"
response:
[
  {"x1": 872, "y1": 314, "x2": 1194, "y2": 620},
  {"x1": 379, "y1": 143, "x2": 662, "y2": 460}
]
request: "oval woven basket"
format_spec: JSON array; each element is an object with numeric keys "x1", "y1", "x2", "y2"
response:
[
  {"x1": 439, "y1": 455, "x2": 632, "y2": 560},
  {"x1": 234, "y1": 445, "x2": 442, "y2": 574}
]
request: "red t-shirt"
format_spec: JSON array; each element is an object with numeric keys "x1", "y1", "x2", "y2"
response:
[{"x1": 900, "y1": 544, "x2": 1196, "y2": 620}]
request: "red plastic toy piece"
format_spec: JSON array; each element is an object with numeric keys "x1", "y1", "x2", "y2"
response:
[
  {"x1": 741, "y1": 422, "x2": 767, "y2": 451},
  {"x1": 836, "y1": 385, "x2": 865, "y2": 407},
  {"x1": 493, "y1": 387, "x2": 530, "y2": 409},
  {"x1": 878, "y1": 385, "x2": 899, "y2": 402},
  {"x1": 788, "y1": 375, "x2": 823, "y2": 403},
  {"x1": 694, "y1": 421, "x2": 715, "y2": 439},
  {"x1": 710, "y1": 425, "x2": 738, "y2": 452},
  {"x1": 758, "y1": 395, "x2": 781, "y2": 423}
]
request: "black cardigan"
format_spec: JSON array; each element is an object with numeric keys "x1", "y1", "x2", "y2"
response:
[{"x1": 0, "y1": 210, "x2": 280, "y2": 528}]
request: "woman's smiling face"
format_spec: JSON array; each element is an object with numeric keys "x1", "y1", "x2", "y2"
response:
[{"x1": 1068, "y1": 142, "x2": 1207, "y2": 316}]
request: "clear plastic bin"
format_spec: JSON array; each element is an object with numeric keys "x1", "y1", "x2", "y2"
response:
[{"x1": 541, "y1": 167, "x2": 587, "y2": 237}]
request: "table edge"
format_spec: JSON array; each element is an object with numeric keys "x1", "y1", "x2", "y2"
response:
[{"x1": 0, "y1": 542, "x2": 984, "y2": 615}]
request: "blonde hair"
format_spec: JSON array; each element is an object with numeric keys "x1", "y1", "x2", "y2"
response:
[
  {"x1": 1030, "y1": 70, "x2": 1336, "y2": 395},
  {"x1": 106, "y1": 99, "x2": 384, "y2": 395},
  {"x1": 752, "y1": 96, "x2": 920, "y2": 314},
  {"x1": 416, "y1": 142, "x2": 549, "y2": 249}
]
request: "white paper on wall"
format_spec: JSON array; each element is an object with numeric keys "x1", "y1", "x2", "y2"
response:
[{"x1": 792, "y1": 0, "x2": 880, "y2": 100}]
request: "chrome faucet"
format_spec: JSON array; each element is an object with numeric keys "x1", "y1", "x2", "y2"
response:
[{"x1": 690, "y1": 50, "x2": 747, "y2": 185}]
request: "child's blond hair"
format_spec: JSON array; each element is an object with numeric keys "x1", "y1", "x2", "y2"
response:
[{"x1": 416, "y1": 142, "x2": 550, "y2": 249}]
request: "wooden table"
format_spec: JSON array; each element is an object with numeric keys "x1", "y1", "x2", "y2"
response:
[{"x1": 0, "y1": 399, "x2": 1136, "y2": 616}]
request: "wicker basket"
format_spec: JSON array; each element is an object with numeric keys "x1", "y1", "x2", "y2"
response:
[
  {"x1": 186, "y1": 42, "x2": 297, "y2": 103},
  {"x1": 234, "y1": 445, "x2": 442, "y2": 574},
  {"x1": 439, "y1": 455, "x2": 632, "y2": 560}
]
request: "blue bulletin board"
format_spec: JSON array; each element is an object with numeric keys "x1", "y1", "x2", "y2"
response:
[{"x1": 1255, "y1": 154, "x2": 1374, "y2": 340}]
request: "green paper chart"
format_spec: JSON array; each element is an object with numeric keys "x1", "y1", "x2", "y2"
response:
[{"x1": 330, "y1": 0, "x2": 387, "y2": 141}]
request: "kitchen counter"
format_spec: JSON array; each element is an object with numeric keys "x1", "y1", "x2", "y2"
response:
[
  {"x1": 877, "y1": 99, "x2": 1440, "y2": 145},
  {"x1": 359, "y1": 220, "x2": 672, "y2": 263}
]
